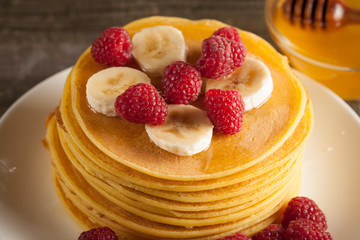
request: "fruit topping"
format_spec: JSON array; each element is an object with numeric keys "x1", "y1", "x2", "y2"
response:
[
  {"x1": 197, "y1": 26, "x2": 247, "y2": 80},
  {"x1": 197, "y1": 36, "x2": 235, "y2": 79},
  {"x1": 206, "y1": 57, "x2": 273, "y2": 111},
  {"x1": 114, "y1": 83, "x2": 168, "y2": 125},
  {"x1": 205, "y1": 89, "x2": 245, "y2": 135},
  {"x1": 78, "y1": 226, "x2": 118, "y2": 240},
  {"x1": 282, "y1": 196, "x2": 327, "y2": 230},
  {"x1": 211, "y1": 27, "x2": 248, "y2": 68},
  {"x1": 86, "y1": 67, "x2": 151, "y2": 116},
  {"x1": 197, "y1": 33, "x2": 246, "y2": 79},
  {"x1": 162, "y1": 61, "x2": 202, "y2": 104},
  {"x1": 91, "y1": 27, "x2": 132, "y2": 66},
  {"x1": 231, "y1": 39, "x2": 247, "y2": 69},
  {"x1": 212, "y1": 26, "x2": 244, "y2": 44},
  {"x1": 145, "y1": 104, "x2": 213, "y2": 156},
  {"x1": 131, "y1": 25, "x2": 186, "y2": 76}
]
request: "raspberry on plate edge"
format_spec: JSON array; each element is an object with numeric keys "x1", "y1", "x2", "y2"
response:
[
  {"x1": 78, "y1": 226, "x2": 119, "y2": 240},
  {"x1": 282, "y1": 196, "x2": 327, "y2": 230},
  {"x1": 284, "y1": 218, "x2": 333, "y2": 240}
]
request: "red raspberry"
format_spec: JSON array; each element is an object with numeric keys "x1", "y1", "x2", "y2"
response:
[
  {"x1": 197, "y1": 36, "x2": 246, "y2": 79},
  {"x1": 217, "y1": 232, "x2": 251, "y2": 240},
  {"x1": 212, "y1": 27, "x2": 247, "y2": 70},
  {"x1": 205, "y1": 89, "x2": 245, "y2": 135},
  {"x1": 78, "y1": 226, "x2": 118, "y2": 240},
  {"x1": 253, "y1": 224, "x2": 285, "y2": 240},
  {"x1": 212, "y1": 26, "x2": 243, "y2": 43},
  {"x1": 231, "y1": 40, "x2": 247, "y2": 68},
  {"x1": 282, "y1": 196, "x2": 327, "y2": 230},
  {"x1": 197, "y1": 36, "x2": 234, "y2": 79},
  {"x1": 162, "y1": 61, "x2": 202, "y2": 104},
  {"x1": 284, "y1": 219, "x2": 333, "y2": 240},
  {"x1": 91, "y1": 27, "x2": 132, "y2": 66},
  {"x1": 114, "y1": 83, "x2": 168, "y2": 125},
  {"x1": 212, "y1": 27, "x2": 247, "y2": 67}
]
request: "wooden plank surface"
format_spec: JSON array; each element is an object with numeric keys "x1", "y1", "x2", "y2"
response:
[{"x1": 0, "y1": 0, "x2": 359, "y2": 117}]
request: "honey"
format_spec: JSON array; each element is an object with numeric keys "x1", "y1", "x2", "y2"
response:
[{"x1": 269, "y1": 0, "x2": 360, "y2": 100}]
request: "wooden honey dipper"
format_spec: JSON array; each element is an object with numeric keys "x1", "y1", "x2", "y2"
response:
[{"x1": 282, "y1": 0, "x2": 360, "y2": 29}]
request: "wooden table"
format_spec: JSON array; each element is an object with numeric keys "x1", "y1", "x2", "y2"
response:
[{"x1": 1, "y1": 0, "x2": 359, "y2": 117}]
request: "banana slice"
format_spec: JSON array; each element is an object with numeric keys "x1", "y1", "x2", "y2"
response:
[
  {"x1": 205, "y1": 57, "x2": 273, "y2": 111},
  {"x1": 86, "y1": 67, "x2": 151, "y2": 116},
  {"x1": 145, "y1": 105, "x2": 213, "y2": 156},
  {"x1": 131, "y1": 25, "x2": 186, "y2": 76}
]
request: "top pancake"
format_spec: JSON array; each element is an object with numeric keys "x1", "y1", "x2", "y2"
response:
[{"x1": 65, "y1": 16, "x2": 308, "y2": 180}]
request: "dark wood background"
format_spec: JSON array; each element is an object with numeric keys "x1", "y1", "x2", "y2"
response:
[{"x1": 1, "y1": 0, "x2": 359, "y2": 117}]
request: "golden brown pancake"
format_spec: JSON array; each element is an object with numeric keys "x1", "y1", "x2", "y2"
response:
[
  {"x1": 43, "y1": 16, "x2": 313, "y2": 239},
  {"x1": 52, "y1": 116, "x2": 302, "y2": 218}
]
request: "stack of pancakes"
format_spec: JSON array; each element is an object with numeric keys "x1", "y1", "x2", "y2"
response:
[{"x1": 43, "y1": 17, "x2": 313, "y2": 239}]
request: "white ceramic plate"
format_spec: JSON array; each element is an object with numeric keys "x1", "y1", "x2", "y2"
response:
[{"x1": 0, "y1": 68, "x2": 359, "y2": 240}]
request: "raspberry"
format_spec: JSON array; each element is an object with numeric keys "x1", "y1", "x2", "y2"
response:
[
  {"x1": 284, "y1": 219, "x2": 333, "y2": 240},
  {"x1": 197, "y1": 36, "x2": 234, "y2": 79},
  {"x1": 91, "y1": 27, "x2": 132, "y2": 66},
  {"x1": 197, "y1": 36, "x2": 246, "y2": 79},
  {"x1": 114, "y1": 83, "x2": 168, "y2": 125},
  {"x1": 78, "y1": 226, "x2": 118, "y2": 240},
  {"x1": 205, "y1": 89, "x2": 245, "y2": 135},
  {"x1": 212, "y1": 27, "x2": 243, "y2": 43},
  {"x1": 217, "y1": 232, "x2": 251, "y2": 240},
  {"x1": 212, "y1": 27, "x2": 247, "y2": 68},
  {"x1": 282, "y1": 196, "x2": 327, "y2": 230},
  {"x1": 231, "y1": 40, "x2": 247, "y2": 68},
  {"x1": 253, "y1": 224, "x2": 285, "y2": 240},
  {"x1": 162, "y1": 61, "x2": 202, "y2": 104}
]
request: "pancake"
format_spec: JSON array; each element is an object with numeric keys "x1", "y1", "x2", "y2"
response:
[
  {"x1": 67, "y1": 17, "x2": 307, "y2": 180},
  {"x1": 53, "y1": 175, "x2": 286, "y2": 240},
  {"x1": 49, "y1": 132, "x2": 300, "y2": 239},
  {"x1": 51, "y1": 116, "x2": 302, "y2": 220},
  {"x1": 43, "y1": 16, "x2": 313, "y2": 239},
  {"x1": 58, "y1": 73, "x2": 312, "y2": 191}
]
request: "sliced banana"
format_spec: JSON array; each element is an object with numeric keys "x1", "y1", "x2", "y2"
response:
[
  {"x1": 131, "y1": 25, "x2": 186, "y2": 76},
  {"x1": 206, "y1": 57, "x2": 273, "y2": 111},
  {"x1": 145, "y1": 105, "x2": 213, "y2": 156},
  {"x1": 86, "y1": 67, "x2": 151, "y2": 116}
]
